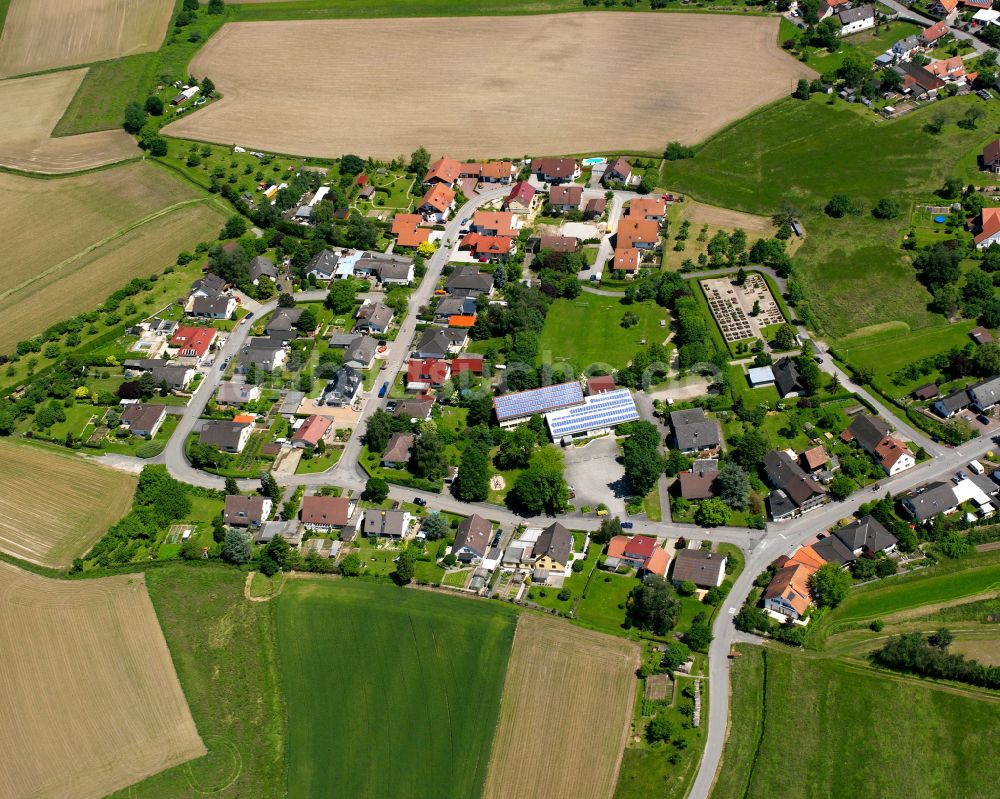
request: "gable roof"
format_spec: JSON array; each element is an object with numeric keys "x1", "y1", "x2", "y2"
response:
[
  {"x1": 838, "y1": 4, "x2": 874, "y2": 23},
  {"x1": 833, "y1": 515, "x2": 897, "y2": 553},
  {"x1": 626, "y1": 197, "x2": 667, "y2": 218},
  {"x1": 874, "y1": 436, "x2": 914, "y2": 470},
  {"x1": 394, "y1": 398, "x2": 434, "y2": 420},
  {"x1": 605, "y1": 156, "x2": 632, "y2": 178},
  {"x1": 170, "y1": 325, "x2": 216, "y2": 357},
  {"x1": 505, "y1": 180, "x2": 536, "y2": 207},
  {"x1": 971, "y1": 374, "x2": 1000, "y2": 407},
  {"x1": 549, "y1": 185, "x2": 583, "y2": 206},
  {"x1": 763, "y1": 449, "x2": 826, "y2": 507},
  {"x1": 812, "y1": 534, "x2": 856, "y2": 566},
  {"x1": 224, "y1": 494, "x2": 267, "y2": 525},
  {"x1": 453, "y1": 514, "x2": 492, "y2": 557},
  {"x1": 292, "y1": 414, "x2": 331, "y2": 447},
  {"x1": 801, "y1": 445, "x2": 830, "y2": 472},
  {"x1": 120, "y1": 403, "x2": 165, "y2": 432},
  {"x1": 534, "y1": 522, "x2": 573, "y2": 566},
  {"x1": 472, "y1": 210, "x2": 518, "y2": 236},
  {"x1": 669, "y1": 408, "x2": 720, "y2": 451},
  {"x1": 671, "y1": 549, "x2": 726, "y2": 587},
  {"x1": 844, "y1": 414, "x2": 891, "y2": 454},
  {"x1": 773, "y1": 356, "x2": 803, "y2": 396},
  {"x1": 424, "y1": 157, "x2": 462, "y2": 184},
  {"x1": 415, "y1": 327, "x2": 466, "y2": 357},
  {"x1": 763, "y1": 562, "x2": 815, "y2": 616},
  {"x1": 300, "y1": 495, "x2": 352, "y2": 527},
  {"x1": 617, "y1": 218, "x2": 659, "y2": 248},
  {"x1": 199, "y1": 420, "x2": 249, "y2": 449},
  {"x1": 382, "y1": 431, "x2": 414, "y2": 464},
  {"x1": 678, "y1": 468, "x2": 719, "y2": 499},
  {"x1": 531, "y1": 158, "x2": 578, "y2": 179},
  {"x1": 391, "y1": 213, "x2": 431, "y2": 248},
  {"x1": 612, "y1": 247, "x2": 641, "y2": 273},
  {"x1": 344, "y1": 335, "x2": 378, "y2": 365},
  {"x1": 444, "y1": 266, "x2": 494, "y2": 294},
  {"x1": 420, "y1": 183, "x2": 455, "y2": 213},
  {"x1": 921, "y1": 19, "x2": 948, "y2": 42}
]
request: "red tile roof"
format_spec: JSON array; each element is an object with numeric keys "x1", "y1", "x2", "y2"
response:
[
  {"x1": 407, "y1": 358, "x2": 450, "y2": 385},
  {"x1": 505, "y1": 181, "x2": 536, "y2": 208},
  {"x1": 300, "y1": 495, "x2": 351, "y2": 526},
  {"x1": 975, "y1": 207, "x2": 1000, "y2": 246},
  {"x1": 170, "y1": 325, "x2": 217, "y2": 358},
  {"x1": 472, "y1": 210, "x2": 518, "y2": 236},
  {"x1": 921, "y1": 20, "x2": 948, "y2": 42},
  {"x1": 617, "y1": 218, "x2": 660, "y2": 248},
  {"x1": 586, "y1": 375, "x2": 617, "y2": 395},
  {"x1": 626, "y1": 197, "x2": 666, "y2": 218},
  {"x1": 419, "y1": 183, "x2": 455, "y2": 213},
  {"x1": 452, "y1": 356, "x2": 485, "y2": 376},
  {"x1": 448, "y1": 314, "x2": 477, "y2": 328},
  {"x1": 391, "y1": 213, "x2": 431, "y2": 248},
  {"x1": 424, "y1": 157, "x2": 462, "y2": 185},
  {"x1": 292, "y1": 414, "x2": 332, "y2": 447},
  {"x1": 612, "y1": 246, "x2": 641, "y2": 272}
]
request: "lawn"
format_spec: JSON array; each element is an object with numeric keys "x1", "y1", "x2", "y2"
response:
[
  {"x1": 294, "y1": 447, "x2": 343, "y2": 474},
  {"x1": 538, "y1": 293, "x2": 669, "y2": 372},
  {"x1": 803, "y1": 22, "x2": 921, "y2": 75},
  {"x1": 728, "y1": 364, "x2": 781, "y2": 410},
  {"x1": 661, "y1": 94, "x2": 1000, "y2": 340},
  {"x1": 576, "y1": 570, "x2": 637, "y2": 635},
  {"x1": 111, "y1": 564, "x2": 286, "y2": 799},
  {"x1": 52, "y1": 53, "x2": 158, "y2": 136},
  {"x1": 713, "y1": 645, "x2": 1000, "y2": 799},
  {"x1": 810, "y1": 550, "x2": 1000, "y2": 644},
  {"x1": 274, "y1": 578, "x2": 517, "y2": 799},
  {"x1": 712, "y1": 644, "x2": 766, "y2": 799}
]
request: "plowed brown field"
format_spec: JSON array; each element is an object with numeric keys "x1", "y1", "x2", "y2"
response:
[
  {"x1": 166, "y1": 12, "x2": 813, "y2": 159},
  {"x1": 0, "y1": 0, "x2": 173, "y2": 78},
  {"x1": 0, "y1": 440, "x2": 136, "y2": 568},
  {"x1": 482, "y1": 614, "x2": 640, "y2": 799},
  {"x1": 0, "y1": 562, "x2": 204, "y2": 799}
]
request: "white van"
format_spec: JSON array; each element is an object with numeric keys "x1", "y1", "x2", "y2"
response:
[{"x1": 968, "y1": 460, "x2": 985, "y2": 475}]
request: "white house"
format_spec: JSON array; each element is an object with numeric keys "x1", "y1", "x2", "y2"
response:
[{"x1": 838, "y1": 5, "x2": 875, "y2": 36}]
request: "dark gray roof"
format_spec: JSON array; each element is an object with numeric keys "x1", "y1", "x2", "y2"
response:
[
  {"x1": 355, "y1": 301, "x2": 394, "y2": 331},
  {"x1": 453, "y1": 514, "x2": 492, "y2": 558},
  {"x1": 307, "y1": 249, "x2": 341, "y2": 278},
  {"x1": 534, "y1": 522, "x2": 573, "y2": 566},
  {"x1": 812, "y1": 535, "x2": 855, "y2": 566},
  {"x1": 191, "y1": 293, "x2": 233, "y2": 316},
  {"x1": 833, "y1": 515, "x2": 897, "y2": 553},
  {"x1": 329, "y1": 333, "x2": 360, "y2": 348},
  {"x1": 394, "y1": 399, "x2": 434, "y2": 420},
  {"x1": 435, "y1": 296, "x2": 477, "y2": 317},
  {"x1": 669, "y1": 408, "x2": 720, "y2": 451},
  {"x1": 773, "y1": 357, "x2": 803, "y2": 397},
  {"x1": 936, "y1": 389, "x2": 970, "y2": 415},
  {"x1": 445, "y1": 266, "x2": 494, "y2": 295},
  {"x1": 415, "y1": 327, "x2": 467, "y2": 357},
  {"x1": 846, "y1": 414, "x2": 890, "y2": 454},
  {"x1": 321, "y1": 366, "x2": 362, "y2": 405},
  {"x1": 150, "y1": 364, "x2": 192, "y2": 387},
  {"x1": 344, "y1": 335, "x2": 377, "y2": 366},
  {"x1": 763, "y1": 450, "x2": 825, "y2": 507},
  {"x1": 265, "y1": 306, "x2": 303, "y2": 332},
  {"x1": 838, "y1": 4, "x2": 874, "y2": 24},
  {"x1": 903, "y1": 481, "x2": 958, "y2": 523},
  {"x1": 970, "y1": 375, "x2": 1000, "y2": 408},
  {"x1": 671, "y1": 549, "x2": 726, "y2": 587},
  {"x1": 191, "y1": 273, "x2": 226, "y2": 294},
  {"x1": 767, "y1": 488, "x2": 797, "y2": 520},
  {"x1": 200, "y1": 420, "x2": 249, "y2": 449},
  {"x1": 363, "y1": 508, "x2": 409, "y2": 536},
  {"x1": 249, "y1": 256, "x2": 277, "y2": 282}
]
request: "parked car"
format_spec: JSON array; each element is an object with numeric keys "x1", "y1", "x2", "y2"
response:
[
  {"x1": 245, "y1": 312, "x2": 254, "y2": 320},
  {"x1": 491, "y1": 531, "x2": 502, "y2": 548},
  {"x1": 378, "y1": 381, "x2": 389, "y2": 398},
  {"x1": 413, "y1": 497, "x2": 427, "y2": 507},
  {"x1": 977, "y1": 415, "x2": 991, "y2": 425},
  {"x1": 621, "y1": 521, "x2": 634, "y2": 529},
  {"x1": 813, "y1": 356, "x2": 823, "y2": 364}
]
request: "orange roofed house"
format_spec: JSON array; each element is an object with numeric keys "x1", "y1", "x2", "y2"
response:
[
  {"x1": 605, "y1": 535, "x2": 671, "y2": 578},
  {"x1": 471, "y1": 210, "x2": 520, "y2": 237},
  {"x1": 611, "y1": 247, "x2": 642, "y2": 276},
  {"x1": 423, "y1": 157, "x2": 462, "y2": 187},
  {"x1": 762, "y1": 545, "x2": 827, "y2": 621},
  {"x1": 418, "y1": 184, "x2": 456, "y2": 223},
  {"x1": 626, "y1": 197, "x2": 667, "y2": 223},
  {"x1": 976, "y1": 207, "x2": 1000, "y2": 249},
  {"x1": 169, "y1": 325, "x2": 217, "y2": 366},
  {"x1": 616, "y1": 218, "x2": 660, "y2": 251},
  {"x1": 391, "y1": 213, "x2": 431, "y2": 249}
]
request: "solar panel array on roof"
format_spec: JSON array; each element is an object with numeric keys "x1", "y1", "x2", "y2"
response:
[
  {"x1": 493, "y1": 381, "x2": 584, "y2": 421},
  {"x1": 545, "y1": 389, "x2": 639, "y2": 438}
]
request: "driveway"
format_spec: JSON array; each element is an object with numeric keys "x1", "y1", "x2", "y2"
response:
[{"x1": 563, "y1": 436, "x2": 627, "y2": 514}]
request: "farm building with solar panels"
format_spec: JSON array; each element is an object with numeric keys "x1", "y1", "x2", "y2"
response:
[
  {"x1": 545, "y1": 388, "x2": 639, "y2": 441},
  {"x1": 493, "y1": 381, "x2": 585, "y2": 429}
]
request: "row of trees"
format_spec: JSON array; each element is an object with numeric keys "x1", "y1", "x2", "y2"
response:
[{"x1": 871, "y1": 630, "x2": 1000, "y2": 690}]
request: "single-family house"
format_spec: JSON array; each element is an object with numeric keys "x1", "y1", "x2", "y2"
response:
[
  {"x1": 224, "y1": 495, "x2": 271, "y2": 527},
  {"x1": 818, "y1": 0, "x2": 851, "y2": 19},
  {"x1": 934, "y1": 388, "x2": 971, "y2": 418},
  {"x1": 532, "y1": 522, "x2": 573, "y2": 575},
  {"x1": 764, "y1": 449, "x2": 827, "y2": 519},
  {"x1": 920, "y1": 20, "x2": 949, "y2": 47},
  {"x1": 370, "y1": 257, "x2": 415, "y2": 286},
  {"x1": 471, "y1": 210, "x2": 519, "y2": 237},
  {"x1": 423, "y1": 157, "x2": 462, "y2": 187},
  {"x1": 892, "y1": 35, "x2": 922, "y2": 61},
  {"x1": 363, "y1": 508, "x2": 411, "y2": 538},
  {"x1": 537, "y1": 235, "x2": 579, "y2": 253},
  {"x1": 811, "y1": 534, "x2": 856, "y2": 567},
  {"x1": 606, "y1": 535, "x2": 670, "y2": 577},
  {"x1": 391, "y1": 213, "x2": 431, "y2": 248},
  {"x1": 926, "y1": 55, "x2": 967, "y2": 81},
  {"x1": 300, "y1": 495, "x2": 356, "y2": 534},
  {"x1": 418, "y1": 184, "x2": 456, "y2": 223},
  {"x1": 451, "y1": 355, "x2": 486, "y2": 379},
  {"x1": 382, "y1": 432, "x2": 415, "y2": 467},
  {"x1": 833, "y1": 515, "x2": 898, "y2": 556},
  {"x1": 188, "y1": 292, "x2": 236, "y2": 319},
  {"x1": 504, "y1": 181, "x2": 537, "y2": 214},
  {"x1": 452, "y1": 514, "x2": 493, "y2": 564},
  {"x1": 190, "y1": 273, "x2": 227, "y2": 297},
  {"x1": 123, "y1": 359, "x2": 195, "y2": 390},
  {"x1": 169, "y1": 325, "x2": 217, "y2": 365},
  {"x1": 982, "y1": 140, "x2": 1000, "y2": 175},
  {"x1": 413, "y1": 327, "x2": 468, "y2": 359},
  {"x1": 762, "y1": 546, "x2": 826, "y2": 620},
  {"x1": 460, "y1": 233, "x2": 515, "y2": 262},
  {"x1": 841, "y1": 414, "x2": 914, "y2": 475},
  {"x1": 971, "y1": 326, "x2": 995, "y2": 345},
  {"x1": 583, "y1": 197, "x2": 607, "y2": 220},
  {"x1": 344, "y1": 335, "x2": 378, "y2": 369},
  {"x1": 306, "y1": 249, "x2": 346, "y2": 282},
  {"x1": 200, "y1": 420, "x2": 252, "y2": 453},
  {"x1": 248, "y1": 255, "x2": 278, "y2": 285},
  {"x1": 354, "y1": 301, "x2": 394, "y2": 334},
  {"x1": 902, "y1": 481, "x2": 959, "y2": 523},
  {"x1": 238, "y1": 337, "x2": 287, "y2": 373},
  {"x1": 669, "y1": 408, "x2": 721, "y2": 454},
  {"x1": 434, "y1": 296, "x2": 478, "y2": 324},
  {"x1": 772, "y1": 356, "x2": 804, "y2": 398},
  {"x1": 969, "y1": 374, "x2": 1000, "y2": 411},
  {"x1": 616, "y1": 218, "x2": 660, "y2": 250},
  {"x1": 548, "y1": 185, "x2": 583, "y2": 213},
  {"x1": 671, "y1": 549, "x2": 727, "y2": 588},
  {"x1": 320, "y1": 366, "x2": 362, "y2": 407},
  {"x1": 406, "y1": 358, "x2": 451, "y2": 391},
  {"x1": 611, "y1": 247, "x2": 642, "y2": 275},
  {"x1": 119, "y1": 403, "x2": 166, "y2": 438},
  {"x1": 444, "y1": 266, "x2": 494, "y2": 298},
  {"x1": 461, "y1": 160, "x2": 517, "y2": 183},
  {"x1": 217, "y1": 381, "x2": 261, "y2": 406},
  {"x1": 838, "y1": 5, "x2": 875, "y2": 35},
  {"x1": 265, "y1": 307, "x2": 303, "y2": 334},
  {"x1": 677, "y1": 467, "x2": 719, "y2": 499},
  {"x1": 394, "y1": 398, "x2": 434, "y2": 421},
  {"x1": 531, "y1": 158, "x2": 580, "y2": 184},
  {"x1": 873, "y1": 436, "x2": 916, "y2": 475},
  {"x1": 603, "y1": 157, "x2": 634, "y2": 186},
  {"x1": 800, "y1": 445, "x2": 831, "y2": 475},
  {"x1": 625, "y1": 197, "x2": 667, "y2": 223},
  {"x1": 291, "y1": 414, "x2": 332, "y2": 448}
]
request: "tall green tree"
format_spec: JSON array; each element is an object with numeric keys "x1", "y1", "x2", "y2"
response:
[
  {"x1": 809, "y1": 562, "x2": 852, "y2": 608},
  {"x1": 456, "y1": 445, "x2": 490, "y2": 502}
]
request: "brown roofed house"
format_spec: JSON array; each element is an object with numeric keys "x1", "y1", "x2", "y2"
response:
[
  {"x1": 224, "y1": 495, "x2": 271, "y2": 527},
  {"x1": 586, "y1": 375, "x2": 617, "y2": 395},
  {"x1": 912, "y1": 383, "x2": 940, "y2": 401},
  {"x1": 616, "y1": 218, "x2": 660, "y2": 250},
  {"x1": 533, "y1": 522, "x2": 573, "y2": 574},
  {"x1": 548, "y1": 184, "x2": 583, "y2": 212},
  {"x1": 971, "y1": 326, "x2": 995, "y2": 345},
  {"x1": 800, "y1": 445, "x2": 830, "y2": 474},
  {"x1": 671, "y1": 549, "x2": 727, "y2": 588},
  {"x1": 983, "y1": 140, "x2": 1000, "y2": 175},
  {"x1": 604, "y1": 157, "x2": 633, "y2": 186},
  {"x1": 382, "y1": 432, "x2": 414, "y2": 467},
  {"x1": 300, "y1": 495, "x2": 355, "y2": 532},
  {"x1": 678, "y1": 468, "x2": 719, "y2": 500},
  {"x1": 119, "y1": 403, "x2": 166, "y2": 439},
  {"x1": 452, "y1": 514, "x2": 493, "y2": 563},
  {"x1": 423, "y1": 157, "x2": 462, "y2": 186}
]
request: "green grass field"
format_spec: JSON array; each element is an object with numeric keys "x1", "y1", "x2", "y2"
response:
[
  {"x1": 714, "y1": 645, "x2": 1000, "y2": 799},
  {"x1": 810, "y1": 550, "x2": 1000, "y2": 644},
  {"x1": 111, "y1": 564, "x2": 285, "y2": 799},
  {"x1": 538, "y1": 293, "x2": 669, "y2": 371},
  {"x1": 52, "y1": 54, "x2": 158, "y2": 136},
  {"x1": 804, "y1": 22, "x2": 921, "y2": 75},
  {"x1": 661, "y1": 95, "x2": 1000, "y2": 339},
  {"x1": 274, "y1": 579, "x2": 517, "y2": 799}
]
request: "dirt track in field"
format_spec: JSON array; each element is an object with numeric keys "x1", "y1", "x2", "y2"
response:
[
  {"x1": 0, "y1": 563, "x2": 204, "y2": 799},
  {"x1": 0, "y1": 0, "x2": 173, "y2": 77},
  {"x1": 0, "y1": 69, "x2": 137, "y2": 172},
  {"x1": 0, "y1": 440, "x2": 136, "y2": 568},
  {"x1": 482, "y1": 613, "x2": 639, "y2": 799},
  {"x1": 166, "y1": 13, "x2": 813, "y2": 159}
]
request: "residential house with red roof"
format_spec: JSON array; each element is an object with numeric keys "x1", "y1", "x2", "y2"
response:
[
  {"x1": 459, "y1": 233, "x2": 516, "y2": 261},
  {"x1": 460, "y1": 161, "x2": 517, "y2": 184},
  {"x1": 617, "y1": 218, "x2": 660, "y2": 250},
  {"x1": 606, "y1": 535, "x2": 671, "y2": 577},
  {"x1": 762, "y1": 545, "x2": 827, "y2": 621},
  {"x1": 925, "y1": 55, "x2": 966, "y2": 80},
  {"x1": 548, "y1": 185, "x2": 583, "y2": 213},
  {"x1": 586, "y1": 375, "x2": 617, "y2": 395},
  {"x1": 169, "y1": 325, "x2": 217, "y2": 365},
  {"x1": 975, "y1": 207, "x2": 1000, "y2": 249},
  {"x1": 292, "y1": 414, "x2": 332, "y2": 449},
  {"x1": 919, "y1": 19, "x2": 949, "y2": 47},
  {"x1": 451, "y1": 355, "x2": 485, "y2": 379},
  {"x1": 418, "y1": 184, "x2": 456, "y2": 223},
  {"x1": 471, "y1": 210, "x2": 520, "y2": 237},
  {"x1": 300, "y1": 495, "x2": 357, "y2": 535},
  {"x1": 612, "y1": 247, "x2": 642, "y2": 275},
  {"x1": 423, "y1": 157, "x2": 462, "y2": 187},
  {"x1": 406, "y1": 358, "x2": 451, "y2": 391},
  {"x1": 391, "y1": 213, "x2": 431, "y2": 248},
  {"x1": 531, "y1": 158, "x2": 581, "y2": 184},
  {"x1": 930, "y1": 0, "x2": 958, "y2": 17},
  {"x1": 625, "y1": 197, "x2": 667, "y2": 223},
  {"x1": 504, "y1": 181, "x2": 537, "y2": 214},
  {"x1": 603, "y1": 157, "x2": 633, "y2": 186}
]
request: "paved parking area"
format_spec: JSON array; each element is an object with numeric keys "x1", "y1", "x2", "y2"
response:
[{"x1": 563, "y1": 435, "x2": 627, "y2": 514}]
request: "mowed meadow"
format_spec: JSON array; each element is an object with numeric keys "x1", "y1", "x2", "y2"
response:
[
  {"x1": 275, "y1": 579, "x2": 518, "y2": 799},
  {"x1": 0, "y1": 0, "x2": 174, "y2": 78},
  {"x1": 0, "y1": 563, "x2": 204, "y2": 799},
  {"x1": 0, "y1": 162, "x2": 227, "y2": 353},
  {"x1": 165, "y1": 13, "x2": 812, "y2": 158},
  {"x1": 0, "y1": 439, "x2": 136, "y2": 568}
]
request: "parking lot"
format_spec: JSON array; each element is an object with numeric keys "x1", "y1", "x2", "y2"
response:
[{"x1": 562, "y1": 435, "x2": 627, "y2": 514}]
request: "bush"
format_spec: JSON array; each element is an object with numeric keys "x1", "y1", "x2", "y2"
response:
[
  {"x1": 870, "y1": 619, "x2": 885, "y2": 632},
  {"x1": 872, "y1": 198, "x2": 901, "y2": 220},
  {"x1": 557, "y1": 588, "x2": 571, "y2": 601}
]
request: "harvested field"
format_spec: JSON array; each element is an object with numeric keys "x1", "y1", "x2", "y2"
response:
[
  {"x1": 167, "y1": 13, "x2": 812, "y2": 158},
  {"x1": 683, "y1": 200, "x2": 776, "y2": 235},
  {"x1": 482, "y1": 614, "x2": 640, "y2": 799},
  {"x1": 951, "y1": 636, "x2": 1000, "y2": 666},
  {"x1": 0, "y1": 69, "x2": 137, "y2": 172},
  {"x1": 0, "y1": 0, "x2": 173, "y2": 78},
  {"x1": 0, "y1": 440, "x2": 136, "y2": 568},
  {"x1": 0, "y1": 163, "x2": 226, "y2": 352},
  {"x1": 0, "y1": 562, "x2": 204, "y2": 799}
]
